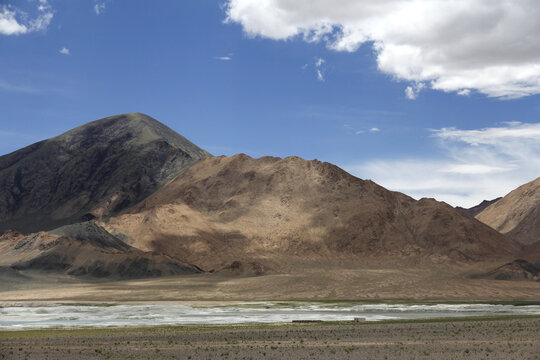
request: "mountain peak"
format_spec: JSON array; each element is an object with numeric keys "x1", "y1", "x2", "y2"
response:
[
  {"x1": 476, "y1": 176, "x2": 540, "y2": 245},
  {"x1": 0, "y1": 113, "x2": 212, "y2": 234}
]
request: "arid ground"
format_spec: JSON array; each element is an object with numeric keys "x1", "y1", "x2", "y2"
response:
[
  {"x1": 2, "y1": 262, "x2": 540, "y2": 303},
  {"x1": 1, "y1": 316, "x2": 540, "y2": 360}
]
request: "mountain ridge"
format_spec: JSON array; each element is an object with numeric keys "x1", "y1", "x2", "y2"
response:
[
  {"x1": 0, "y1": 113, "x2": 212, "y2": 234},
  {"x1": 102, "y1": 153, "x2": 518, "y2": 272},
  {"x1": 476, "y1": 177, "x2": 540, "y2": 245}
]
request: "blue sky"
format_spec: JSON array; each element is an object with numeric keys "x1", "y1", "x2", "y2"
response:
[{"x1": 1, "y1": 0, "x2": 540, "y2": 207}]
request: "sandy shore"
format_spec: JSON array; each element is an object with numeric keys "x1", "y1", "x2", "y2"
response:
[{"x1": 1, "y1": 316, "x2": 540, "y2": 360}]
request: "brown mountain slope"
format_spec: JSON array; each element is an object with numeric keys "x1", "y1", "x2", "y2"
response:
[
  {"x1": 0, "y1": 223, "x2": 200, "y2": 279},
  {"x1": 456, "y1": 198, "x2": 501, "y2": 217},
  {"x1": 476, "y1": 259, "x2": 540, "y2": 282},
  {"x1": 0, "y1": 113, "x2": 211, "y2": 234},
  {"x1": 476, "y1": 177, "x2": 540, "y2": 245},
  {"x1": 517, "y1": 240, "x2": 540, "y2": 267},
  {"x1": 103, "y1": 154, "x2": 517, "y2": 271}
]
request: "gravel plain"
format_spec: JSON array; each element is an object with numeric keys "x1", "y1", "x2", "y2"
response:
[{"x1": 1, "y1": 316, "x2": 540, "y2": 360}]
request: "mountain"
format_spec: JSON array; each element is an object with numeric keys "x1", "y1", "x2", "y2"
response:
[
  {"x1": 0, "y1": 223, "x2": 199, "y2": 278},
  {"x1": 103, "y1": 154, "x2": 518, "y2": 272},
  {"x1": 0, "y1": 113, "x2": 211, "y2": 234},
  {"x1": 476, "y1": 177, "x2": 540, "y2": 245},
  {"x1": 456, "y1": 198, "x2": 501, "y2": 217},
  {"x1": 476, "y1": 259, "x2": 540, "y2": 282}
]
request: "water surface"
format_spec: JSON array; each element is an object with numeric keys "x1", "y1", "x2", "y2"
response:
[{"x1": 1, "y1": 303, "x2": 539, "y2": 330}]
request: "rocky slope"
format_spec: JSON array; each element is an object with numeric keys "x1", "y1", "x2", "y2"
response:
[
  {"x1": 477, "y1": 259, "x2": 540, "y2": 281},
  {"x1": 0, "y1": 113, "x2": 211, "y2": 234},
  {"x1": 103, "y1": 154, "x2": 518, "y2": 272},
  {"x1": 456, "y1": 198, "x2": 501, "y2": 217},
  {"x1": 476, "y1": 177, "x2": 540, "y2": 245},
  {"x1": 0, "y1": 223, "x2": 199, "y2": 278}
]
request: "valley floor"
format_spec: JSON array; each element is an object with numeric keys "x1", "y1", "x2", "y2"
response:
[
  {"x1": 1, "y1": 263, "x2": 540, "y2": 303},
  {"x1": 1, "y1": 316, "x2": 540, "y2": 360}
]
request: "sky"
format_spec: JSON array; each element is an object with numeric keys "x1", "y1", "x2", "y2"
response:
[{"x1": 1, "y1": 0, "x2": 540, "y2": 207}]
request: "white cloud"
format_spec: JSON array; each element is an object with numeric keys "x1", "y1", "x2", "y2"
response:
[
  {"x1": 0, "y1": 2, "x2": 53, "y2": 35},
  {"x1": 225, "y1": 0, "x2": 540, "y2": 99},
  {"x1": 316, "y1": 69, "x2": 324, "y2": 82},
  {"x1": 314, "y1": 57, "x2": 325, "y2": 81},
  {"x1": 344, "y1": 124, "x2": 380, "y2": 135},
  {"x1": 344, "y1": 122, "x2": 540, "y2": 207},
  {"x1": 433, "y1": 123, "x2": 540, "y2": 146},
  {"x1": 94, "y1": 2, "x2": 106, "y2": 15},
  {"x1": 404, "y1": 83, "x2": 425, "y2": 100},
  {"x1": 0, "y1": 7, "x2": 28, "y2": 35},
  {"x1": 59, "y1": 47, "x2": 70, "y2": 55}
]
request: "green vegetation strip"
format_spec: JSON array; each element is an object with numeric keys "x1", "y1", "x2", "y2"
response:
[{"x1": 1, "y1": 314, "x2": 539, "y2": 339}]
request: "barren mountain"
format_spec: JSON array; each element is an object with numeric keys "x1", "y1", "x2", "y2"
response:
[
  {"x1": 476, "y1": 177, "x2": 540, "y2": 245},
  {"x1": 103, "y1": 154, "x2": 518, "y2": 272},
  {"x1": 477, "y1": 259, "x2": 540, "y2": 282},
  {"x1": 0, "y1": 223, "x2": 199, "y2": 278},
  {"x1": 0, "y1": 113, "x2": 211, "y2": 234},
  {"x1": 456, "y1": 198, "x2": 501, "y2": 217}
]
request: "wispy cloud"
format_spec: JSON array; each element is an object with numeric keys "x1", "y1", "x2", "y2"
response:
[
  {"x1": 0, "y1": 1, "x2": 53, "y2": 35},
  {"x1": 405, "y1": 83, "x2": 425, "y2": 100},
  {"x1": 59, "y1": 47, "x2": 70, "y2": 55},
  {"x1": 216, "y1": 56, "x2": 232, "y2": 61},
  {"x1": 0, "y1": 79, "x2": 39, "y2": 94},
  {"x1": 314, "y1": 57, "x2": 325, "y2": 81},
  {"x1": 344, "y1": 124, "x2": 381, "y2": 135},
  {"x1": 94, "y1": 2, "x2": 106, "y2": 15},
  {"x1": 344, "y1": 122, "x2": 540, "y2": 207},
  {"x1": 316, "y1": 69, "x2": 324, "y2": 82}
]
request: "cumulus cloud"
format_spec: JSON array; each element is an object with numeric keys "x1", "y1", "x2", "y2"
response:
[
  {"x1": 0, "y1": 7, "x2": 27, "y2": 35},
  {"x1": 0, "y1": 1, "x2": 53, "y2": 35},
  {"x1": 225, "y1": 0, "x2": 540, "y2": 99},
  {"x1": 59, "y1": 47, "x2": 70, "y2": 55},
  {"x1": 344, "y1": 122, "x2": 540, "y2": 207}
]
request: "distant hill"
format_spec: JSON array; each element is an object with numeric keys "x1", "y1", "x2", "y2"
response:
[
  {"x1": 0, "y1": 223, "x2": 200, "y2": 278},
  {"x1": 0, "y1": 113, "x2": 211, "y2": 234},
  {"x1": 476, "y1": 177, "x2": 540, "y2": 245},
  {"x1": 475, "y1": 259, "x2": 540, "y2": 282},
  {"x1": 456, "y1": 198, "x2": 501, "y2": 217},
  {"x1": 103, "y1": 154, "x2": 518, "y2": 272}
]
